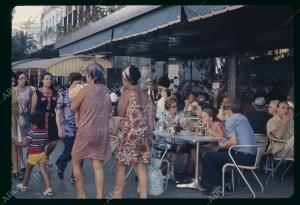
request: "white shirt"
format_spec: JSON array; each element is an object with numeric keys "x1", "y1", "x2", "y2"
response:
[{"x1": 156, "y1": 96, "x2": 166, "y2": 119}]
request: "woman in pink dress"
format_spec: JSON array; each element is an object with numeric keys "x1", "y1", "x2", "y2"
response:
[
  {"x1": 114, "y1": 65, "x2": 153, "y2": 198},
  {"x1": 71, "y1": 62, "x2": 112, "y2": 198}
]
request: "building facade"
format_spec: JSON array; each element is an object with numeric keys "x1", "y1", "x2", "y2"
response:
[
  {"x1": 41, "y1": 6, "x2": 65, "y2": 46},
  {"x1": 25, "y1": 22, "x2": 42, "y2": 51}
]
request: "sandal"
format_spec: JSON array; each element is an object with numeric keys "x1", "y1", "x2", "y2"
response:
[
  {"x1": 13, "y1": 172, "x2": 24, "y2": 180},
  {"x1": 19, "y1": 168, "x2": 26, "y2": 174},
  {"x1": 43, "y1": 188, "x2": 53, "y2": 196},
  {"x1": 16, "y1": 183, "x2": 27, "y2": 192},
  {"x1": 13, "y1": 172, "x2": 19, "y2": 180}
]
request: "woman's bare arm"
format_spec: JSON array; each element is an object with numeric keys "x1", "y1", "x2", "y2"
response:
[
  {"x1": 30, "y1": 92, "x2": 37, "y2": 113},
  {"x1": 117, "y1": 90, "x2": 130, "y2": 117},
  {"x1": 71, "y1": 88, "x2": 86, "y2": 113}
]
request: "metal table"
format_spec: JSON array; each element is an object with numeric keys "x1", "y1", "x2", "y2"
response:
[{"x1": 153, "y1": 130, "x2": 222, "y2": 191}]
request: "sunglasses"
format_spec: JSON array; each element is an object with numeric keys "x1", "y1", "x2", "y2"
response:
[{"x1": 19, "y1": 77, "x2": 26, "y2": 80}]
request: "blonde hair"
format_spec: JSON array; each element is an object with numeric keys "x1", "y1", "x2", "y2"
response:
[
  {"x1": 269, "y1": 100, "x2": 279, "y2": 108},
  {"x1": 165, "y1": 96, "x2": 178, "y2": 110}
]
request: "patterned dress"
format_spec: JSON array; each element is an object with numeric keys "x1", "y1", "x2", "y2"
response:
[
  {"x1": 71, "y1": 84, "x2": 112, "y2": 160},
  {"x1": 35, "y1": 88, "x2": 59, "y2": 142},
  {"x1": 56, "y1": 91, "x2": 77, "y2": 138},
  {"x1": 116, "y1": 92, "x2": 151, "y2": 165},
  {"x1": 15, "y1": 86, "x2": 31, "y2": 138}
]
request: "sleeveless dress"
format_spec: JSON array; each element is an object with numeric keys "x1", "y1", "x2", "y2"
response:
[
  {"x1": 116, "y1": 92, "x2": 151, "y2": 165},
  {"x1": 16, "y1": 86, "x2": 31, "y2": 138},
  {"x1": 71, "y1": 84, "x2": 112, "y2": 160},
  {"x1": 35, "y1": 88, "x2": 59, "y2": 142}
]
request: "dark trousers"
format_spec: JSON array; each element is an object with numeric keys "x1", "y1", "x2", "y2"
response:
[
  {"x1": 56, "y1": 137, "x2": 75, "y2": 172},
  {"x1": 201, "y1": 149, "x2": 255, "y2": 189}
]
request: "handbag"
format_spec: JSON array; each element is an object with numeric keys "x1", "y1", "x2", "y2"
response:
[
  {"x1": 16, "y1": 117, "x2": 23, "y2": 143},
  {"x1": 146, "y1": 151, "x2": 164, "y2": 196}
]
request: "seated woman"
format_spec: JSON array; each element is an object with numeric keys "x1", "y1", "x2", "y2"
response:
[
  {"x1": 184, "y1": 93, "x2": 201, "y2": 116},
  {"x1": 159, "y1": 96, "x2": 190, "y2": 179},
  {"x1": 191, "y1": 108, "x2": 225, "y2": 176}
]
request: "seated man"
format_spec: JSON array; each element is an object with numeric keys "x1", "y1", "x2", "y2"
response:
[
  {"x1": 200, "y1": 102, "x2": 257, "y2": 196},
  {"x1": 245, "y1": 97, "x2": 272, "y2": 135},
  {"x1": 217, "y1": 97, "x2": 231, "y2": 122},
  {"x1": 266, "y1": 100, "x2": 294, "y2": 158}
]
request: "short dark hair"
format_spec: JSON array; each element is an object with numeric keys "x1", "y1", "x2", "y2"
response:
[
  {"x1": 128, "y1": 65, "x2": 141, "y2": 85},
  {"x1": 202, "y1": 108, "x2": 219, "y2": 121},
  {"x1": 277, "y1": 100, "x2": 289, "y2": 108},
  {"x1": 228, "y1": 102, "x2": 241, "y2": 113},
  {"x1": 68, "y1": 72, "x2": 82, "y2": 86},
  {"x1": 29, "y1": 112, "x2": 44, "y2": 129},
  {"x1": 202, "y1": 108, "x2": 214, "y2": 118},
  {"x1": 16, "y1": 71, "x2": 29, "y2": 86},
  {"x1": 165, "y1": 96, "x2": 178, "y2": 110},
  {"x1": 39, "y1": 72, "x2": 53, "y2": 88}
]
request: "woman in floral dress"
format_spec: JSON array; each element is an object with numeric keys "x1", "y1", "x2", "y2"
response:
[{"x1": 114, "y1": 65, "x2": 153, "y2": 198}]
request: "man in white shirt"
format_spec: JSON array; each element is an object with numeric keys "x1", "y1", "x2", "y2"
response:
[
  {"x1": 156, "y1": 76, "x2": 170, "y2": 120},
  {"x1": 146, "y1": 78, "x2": 156, "y2": 104}
]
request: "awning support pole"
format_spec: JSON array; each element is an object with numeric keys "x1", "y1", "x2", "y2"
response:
[
  {"x1": 228, "y1": 52, "x2": 237, "y2": 102},
  {"x1": 37, "y1": 68, "x2": 41, "y2": 86}
]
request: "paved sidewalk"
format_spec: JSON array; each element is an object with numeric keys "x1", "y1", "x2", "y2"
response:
[{"x1": 13, "y1": 141, "x2": 294, "y2": 199}]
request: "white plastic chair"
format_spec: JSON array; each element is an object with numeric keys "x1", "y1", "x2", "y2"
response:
[
  {"x1": 222, "y1": 143, "x2": 266, "y2": 198},
  {"x1": 254, "y1": 134, "x2": 273, "y2": 174},
  {"x1": 265, "y1": 137, "x2": 294, "y2": 185}
]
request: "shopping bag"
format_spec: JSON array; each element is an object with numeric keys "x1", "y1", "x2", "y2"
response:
[{"x1": 147, "y1": 157, "x2": 164, "y2": 196}]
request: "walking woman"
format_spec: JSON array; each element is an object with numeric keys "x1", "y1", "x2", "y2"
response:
[
  {"x1": 31, "y1": 72, "x2": 59, "y2": 166},
  {"x1": 12, "y1": 72, "x2": 22, "y2": 179},
  {"x1": 15, "y1": 71, "x2": 33, "y2": 175},
  {"x1": 71, "y1": 62, "x2": 112, "y2": 198},
  {"x1": 114, "y1": 65, "x2": 153, "y2": 198}
]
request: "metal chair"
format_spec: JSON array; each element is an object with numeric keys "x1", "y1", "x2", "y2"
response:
[
  {"x1": 265, "y1": 137, "x2": 294, "y2": 185},
  {"x1": 254, "y1": 134, "x2": 268, "y2": 144},
  {"x1": 151, "y1": 138, "x2": 171, "y2": 190},
  {"x1": 124, "y1": 136, "x2": 172, "y2": 190},
  {"x1": 254, "y1": 134, "x2": 273, "y2": 174},
  {"x1": 222, "y1": 143, "x2": 266, "y2": 198}
]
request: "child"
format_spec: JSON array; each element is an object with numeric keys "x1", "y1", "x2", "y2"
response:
[{"x1": 12, "y1": 112, "x2": 53, "y2": 196}]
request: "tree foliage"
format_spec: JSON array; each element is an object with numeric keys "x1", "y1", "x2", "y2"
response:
[
  {"x1": 27, "y1": 44, "x2": 59, "y2": 59},
  {"x1": 12, "y1": 31, "x2": 37, "y2": 61}
]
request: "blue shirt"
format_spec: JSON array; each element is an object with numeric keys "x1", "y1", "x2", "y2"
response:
[
  {"x1": 56, "y1": 91, "x2": 77, "y2": 137},
  {"x1": 225, "y1": 113, "x2": 256, "y2": 155}
]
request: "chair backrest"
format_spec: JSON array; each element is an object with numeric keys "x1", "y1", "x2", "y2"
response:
[
  {"x1": 255, "y1": 134, "x2": 268, "y2": 144},
  {"x1": 253, "y1": 143, "x2": 267, "y2": 168}
]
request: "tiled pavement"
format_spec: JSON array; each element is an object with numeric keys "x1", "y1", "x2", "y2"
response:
[{"x1": 13, "y1": 141, "x2": 293, "y2": 199}]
